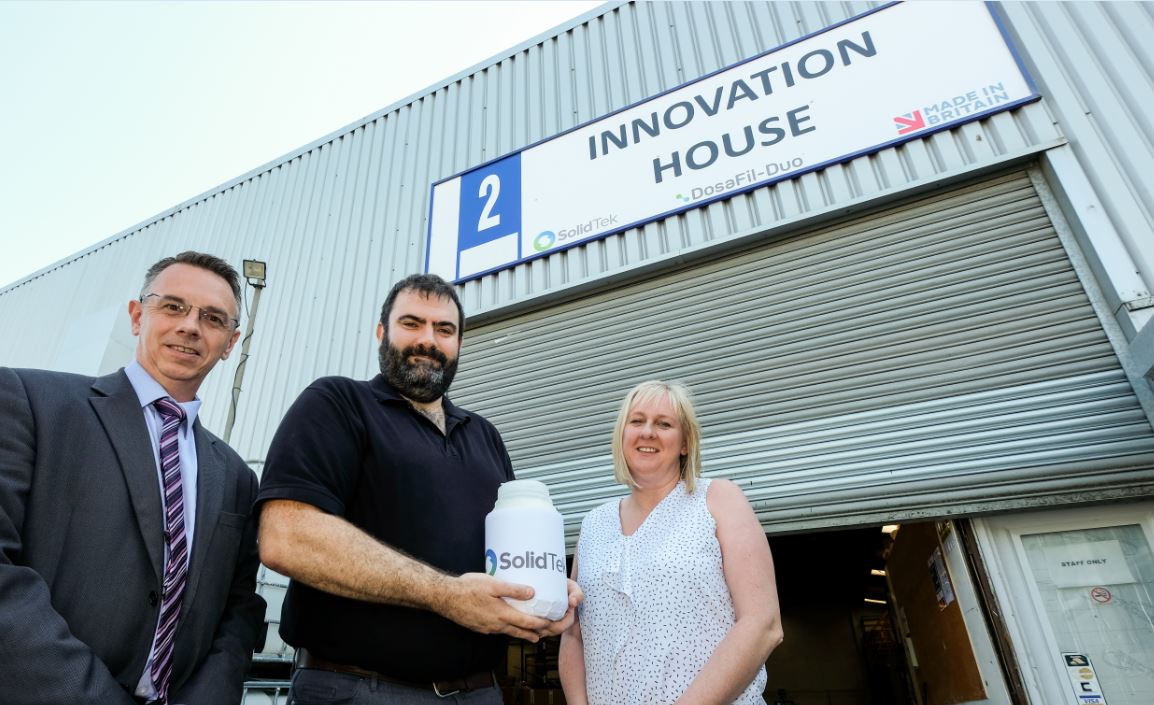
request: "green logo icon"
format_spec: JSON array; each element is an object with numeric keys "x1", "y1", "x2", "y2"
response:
[{"x1": 533, "y1": 231, "x2": 557, "y2": 252}]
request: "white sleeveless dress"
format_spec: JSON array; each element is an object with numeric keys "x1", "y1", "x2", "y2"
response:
[{"x1": 575, "y1": 478, "x2": 767, "y2": 704}]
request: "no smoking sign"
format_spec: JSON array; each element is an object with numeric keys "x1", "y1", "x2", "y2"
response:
[{"x1": 1089, "y1": 586, "x2": 1112, "y2": 604}]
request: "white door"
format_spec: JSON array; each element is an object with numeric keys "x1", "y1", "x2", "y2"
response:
[{"x1": 974, "y1": 503, "x2": 1154, "y2": 705}]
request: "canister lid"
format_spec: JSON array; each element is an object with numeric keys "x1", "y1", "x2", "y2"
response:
[{"x1": 497, "y1": 478, "x2": 552, "y2": 503}]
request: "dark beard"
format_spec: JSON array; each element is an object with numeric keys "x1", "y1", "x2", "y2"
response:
[{"x1": 379, "y1": 337, "x2": 458, "y2": 404}]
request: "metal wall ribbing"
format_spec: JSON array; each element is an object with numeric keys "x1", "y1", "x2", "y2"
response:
[
  {"x1": 450, "y1": 172, "x2": 1154, "y2": 542},
  {"x1": 1, "y1": 1, "x2": 1152, "y2": 471},
  {"x1": 997, "y1": 1, "x2": 1154, "y2": 308},
  {"x1": 1, "y1": 0, "x2": 904, "y2": 464}
]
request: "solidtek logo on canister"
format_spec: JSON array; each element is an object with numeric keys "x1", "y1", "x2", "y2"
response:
[{"x1": 484, "y1": 479, "x2": 568, "y2": 620}]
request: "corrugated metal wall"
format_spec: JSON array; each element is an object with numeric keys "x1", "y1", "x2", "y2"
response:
[
  {"x1": 996, "y1": 1, "x2": 1154, "y2": 306},
  {"x1": 0, "y1": 0, "x2": 1150, "y2": 471},
  {"x1": 451, "y1": 171, "x2": 1154, "y2": 542}
]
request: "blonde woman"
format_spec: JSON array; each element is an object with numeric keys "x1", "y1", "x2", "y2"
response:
[{"x1": 560, "y1": 380, "x2": 783, "y2": 704}]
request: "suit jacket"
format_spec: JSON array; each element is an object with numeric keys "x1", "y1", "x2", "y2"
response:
[{"x1": 0, "y1": 367, "x2": 266, "y2": 705}]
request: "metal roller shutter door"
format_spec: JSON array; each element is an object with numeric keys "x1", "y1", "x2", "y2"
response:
[{"x1": 452, "y1": 171, "x2": 1154, "y2": 541}]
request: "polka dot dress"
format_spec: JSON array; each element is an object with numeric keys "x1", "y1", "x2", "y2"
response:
[{"x1": 575, "y1": 478, "x2": 767, "y2": 704}]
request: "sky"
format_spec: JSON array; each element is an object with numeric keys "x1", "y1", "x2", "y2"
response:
[{"x1": 0, "y1": 0, "x2": 604, "y2": 289}]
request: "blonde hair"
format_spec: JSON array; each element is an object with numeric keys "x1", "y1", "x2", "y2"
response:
[{"x1": 611, "y1": 380, "x2": 702, "y2": 494}]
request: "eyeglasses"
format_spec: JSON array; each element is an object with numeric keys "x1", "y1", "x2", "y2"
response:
[{"x1": 140, "y1": 293, "x2": 239, "y2": 332}]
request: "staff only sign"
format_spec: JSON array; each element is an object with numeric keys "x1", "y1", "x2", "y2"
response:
[{"x1": 426, "y1": 1, "x2": 1037, "y2": 282}]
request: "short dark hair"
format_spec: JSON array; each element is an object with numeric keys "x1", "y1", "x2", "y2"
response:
[
  {"x1": 141, "y1": 251, "x2": 242, "y2": 311},
  {"x1": 379, "y1": 273, "x2": 465, "y2": 337}
]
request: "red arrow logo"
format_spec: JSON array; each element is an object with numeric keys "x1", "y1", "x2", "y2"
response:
[{"x1": 894, "y1": 111, "x2": 925, "y2": 135}]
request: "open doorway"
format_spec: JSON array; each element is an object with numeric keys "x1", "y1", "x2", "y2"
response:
[
  {"x1": 766, "y1": 522, "x2": 1011, "y2": 705},
  {"x1": 766, "y1": 527, "x2": 916, "y2": 705}
]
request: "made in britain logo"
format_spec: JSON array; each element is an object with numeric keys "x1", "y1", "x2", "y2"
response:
[
  {"x1": 485, "y1": 548, "x2": 498, "y2": 575},
  {"x1": 893, "y1": 110, "x2": 925, "y2": 135},
  {"x1": 895, "y1": 83, "x2": 1017, "y2": 135},
  {"x1": 533, "y1": 231, "x2": 557, "y2": 252}
]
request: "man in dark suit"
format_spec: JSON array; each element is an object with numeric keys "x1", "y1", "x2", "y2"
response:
[{"x1": 0, "y1": 251, "x2": 266, "y2": 705}]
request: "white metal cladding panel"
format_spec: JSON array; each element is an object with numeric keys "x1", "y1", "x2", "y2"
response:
[
  {"x1": 0, "y1": 124, "x2": 438, "y2": 465},
  {"x1": 997, "y1": 1, "x2": 1154, "y2": 297},
  {"x1": 3, "y1": 1, "x2": 899, "y2": 462},
  {"x1": 0, "y1": 0, "x2": 1083, "y2": 468},
  {"x1": 449, "y1": 172, "x2": 1154, "y2": 543},
  {"x1": 0, "y1": 3, "x2": 858, "y2": 458}
]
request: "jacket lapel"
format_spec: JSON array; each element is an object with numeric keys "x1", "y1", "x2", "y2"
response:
[
  {"x1": 89, "y1": 371, "x2": 164, "y2": 582},
  {"x1": 182, "y1": 422, "x2": 224, "y2": 611}
]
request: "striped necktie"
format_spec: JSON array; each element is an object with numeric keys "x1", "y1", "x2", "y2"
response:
[{"x1": 150, "y1": 397, "x2": 189, "y2": 704}]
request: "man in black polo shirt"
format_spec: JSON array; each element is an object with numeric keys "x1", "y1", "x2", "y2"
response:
[{"x1": 257, "y1": 273, "x2": 579, "y2": 704}]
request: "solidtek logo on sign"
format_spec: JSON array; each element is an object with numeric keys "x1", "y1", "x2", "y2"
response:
[
  {"x1": 533, "y1": 214, "x2": 620, "y2": 252},
  {"x1": 532, "y1": 231, "x2": 557, "y2": 252}
]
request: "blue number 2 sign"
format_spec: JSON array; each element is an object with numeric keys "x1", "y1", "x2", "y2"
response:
[{"x1": 456, "y1": 154, "x2": 522, "y2": 278}]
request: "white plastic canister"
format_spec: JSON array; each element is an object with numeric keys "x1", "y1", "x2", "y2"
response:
[{"x1": 484, "y1": 479, "x2": 568, "y2": 620}]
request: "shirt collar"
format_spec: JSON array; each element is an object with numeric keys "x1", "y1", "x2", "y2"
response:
[
  {"x1": 124, "y1": 360, "x2": 203, "y2": 425},
  {"x1": 371, "y1": 374, "x2": 467, "y2": 422}
]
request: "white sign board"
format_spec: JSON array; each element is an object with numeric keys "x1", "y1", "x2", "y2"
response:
[
  {"x1": 1045, "y1": 540, "x2": 1136, "y2": 588},
  {"x1": 427, "y1": 1, "x2": 1038, "y2": 282}
]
